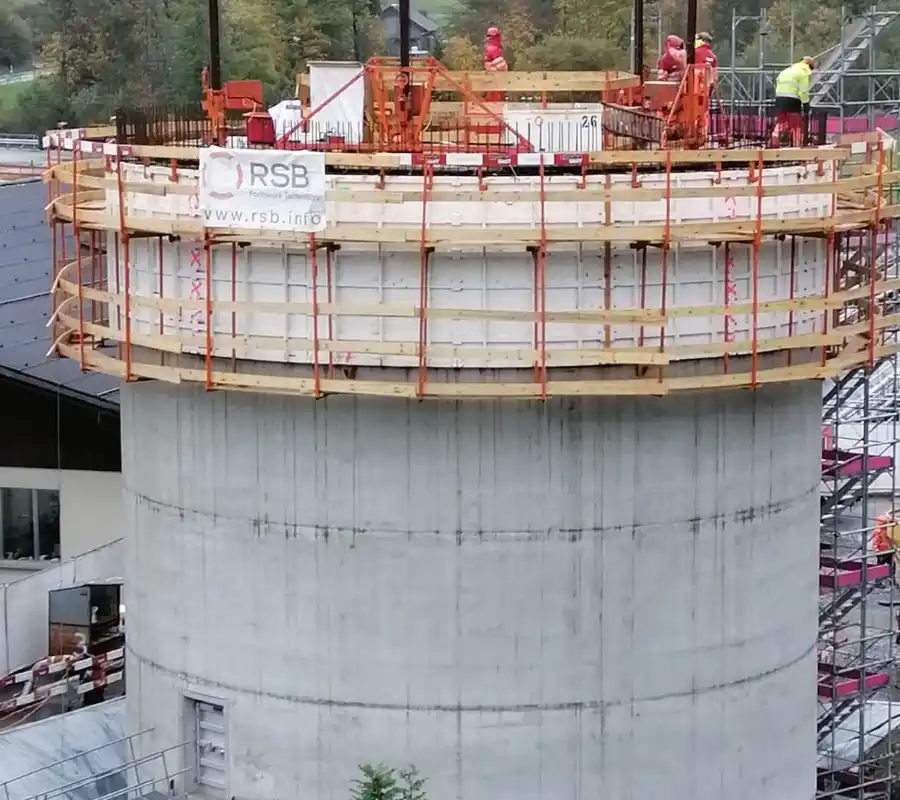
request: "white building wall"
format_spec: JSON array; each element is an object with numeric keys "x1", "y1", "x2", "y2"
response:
[
  {"x1": 58, "y1": 471, "x2": 124, "y2": 559},
  {"x1": 0, "y1": 539, "x2": 123, "y2": 674},
  {"x1": 0, "y1": 467, "x2": 124, "y2": 568}
]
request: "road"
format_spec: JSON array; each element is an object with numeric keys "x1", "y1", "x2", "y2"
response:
[{"x1": 0, "y1": 68, "x2": 52, "y2": 87}]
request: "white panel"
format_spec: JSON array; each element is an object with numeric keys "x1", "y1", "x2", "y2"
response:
[
  {"x1": 504, "y1": 105, "x2": 603, "y2": 152},
  {"x1": 116, "y1": 236, "x2": 827, "y2": 369},
  {"x1": 199, "y1": 148, "x2": 327, "y2": 232},
  {"x1": 308, "y1": 61, "x2": 365, "y2": 145},
  {"x1": 111, "y1": 162, "x2": 834, "y2": 230}
]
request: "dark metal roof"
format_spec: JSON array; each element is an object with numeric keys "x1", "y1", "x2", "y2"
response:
[
  {"x1": 0, "y1": 179, "x2": 120, "y2": 404},
  {"x1": 381, "y1": 4, "x2": 439, "y2": 33}
]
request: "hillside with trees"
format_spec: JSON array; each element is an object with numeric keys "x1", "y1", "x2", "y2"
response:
[{"x1": 0, "y1": 0, "x2": 895, "y2": 133}]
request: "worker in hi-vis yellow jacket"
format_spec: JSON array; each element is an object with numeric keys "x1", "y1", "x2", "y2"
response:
[{"x1": 769, "y1": 57, "x2": 815, "y2": 147}]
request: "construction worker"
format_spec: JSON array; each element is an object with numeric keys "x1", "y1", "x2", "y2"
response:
[
  {"x1": 484, "y1": 26, "x2": 507, "y2": 103},
  {"x1": 484, "y1": 27, "x2": 507, "y2": 73},
  {"x1": 872, "y1": 511, "x2": 899, "y2": 588},
  {"x1": 693, "y1": 32, "x2": 717, "y2": 70},
  {"x1": 656, "y1": 35, "x2": 686, "y2": 83},
  {"x1": 769, "y1": 56, "x2": 815, "y2": 147}
]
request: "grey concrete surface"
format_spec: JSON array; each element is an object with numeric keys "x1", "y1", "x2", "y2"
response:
[{"x1": 122, "y1": 381, "x2": 822, "y2": 800}]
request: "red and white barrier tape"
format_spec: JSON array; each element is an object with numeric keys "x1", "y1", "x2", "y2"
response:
[
  {"x1": 0, "y1": 647, "x2": 124, "y2": 713},
  {"x1": 0, "y1": 663, "x2": 124, "y2": 713}
]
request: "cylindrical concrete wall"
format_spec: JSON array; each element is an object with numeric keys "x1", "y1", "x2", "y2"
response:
[{"x1": 122, "y1": 382, "x2": 820, "y2": 800}]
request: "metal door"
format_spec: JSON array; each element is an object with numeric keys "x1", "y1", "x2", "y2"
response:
[{"x1": 194, "y1": 701, "x2": 226, "y2": 796}]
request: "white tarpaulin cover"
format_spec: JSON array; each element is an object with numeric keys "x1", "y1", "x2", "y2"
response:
[
  {"x1": 199, "y1": 147, "x2": 327, "y2": 233},
  {"x1": 308, "y1": 61, "x2": 365, "y2": 144},
  {"x1": 268, "y1": 99, "x2": 304, "y2": 142}
]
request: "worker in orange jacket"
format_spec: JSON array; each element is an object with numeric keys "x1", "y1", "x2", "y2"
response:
[
  {"x1": 873, "y1": 513, "x2": 893, "y2": 561},
  {"x1": 873, "y1": 513, "x2": 896, "y2": 589}
]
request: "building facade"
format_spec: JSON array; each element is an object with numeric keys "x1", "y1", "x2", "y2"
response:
[
  {"x1": 0, "y1": 176, "x2": 122, "y2": 584},
  {"x1": 381, "y1": 4, "x2": 439, "y2": 56}
]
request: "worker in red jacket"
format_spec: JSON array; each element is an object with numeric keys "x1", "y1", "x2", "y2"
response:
[
  {"x1": 484, "y1": 26, "x2": 507, "y2": 103},
  {"x1": 657, "y1": 35, "x2": 686, "y2": 83},
  {"x1": 694, "y1": 31, "x2": 718, "y2": 104},
  {"x1": 693, "y1": 32, "x2": 717, "y2": 70}
]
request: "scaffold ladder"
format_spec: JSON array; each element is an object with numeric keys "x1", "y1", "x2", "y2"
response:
[{"x1": 809, "y1": 9, "x2": 900, "y2": 106}]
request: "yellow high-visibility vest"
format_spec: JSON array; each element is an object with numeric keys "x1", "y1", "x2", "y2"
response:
[{"x1": 775, "y1": 62, "x2": 812, "y2": 103}]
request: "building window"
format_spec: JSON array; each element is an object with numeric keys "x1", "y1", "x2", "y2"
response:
[{"x1": 0, "y1": 488, "x2": 60, "y2": 561}]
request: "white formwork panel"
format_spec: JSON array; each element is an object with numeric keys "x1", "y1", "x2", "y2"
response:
[
  {"x1": 111, "y1": 163, "x2": 834, "y2": 230},
  {"x1": 117, "y1": 231, "x2": 827, "y2": 370}
]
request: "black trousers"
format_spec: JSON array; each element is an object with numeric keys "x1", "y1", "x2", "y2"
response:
[{"x1": 775, "y1": 95, "x2": 803, "y2": 114}]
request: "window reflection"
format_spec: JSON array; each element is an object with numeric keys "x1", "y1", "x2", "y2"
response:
[{"x1": 0, "y1": 488, "x2": 60, "y2": 561}]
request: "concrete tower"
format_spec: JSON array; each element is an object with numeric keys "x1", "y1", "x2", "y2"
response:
[{"x1": 45, "y1": 91, "x2": 895, "y2": 799}]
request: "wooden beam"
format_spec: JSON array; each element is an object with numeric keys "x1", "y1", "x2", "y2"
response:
[{"x1": 68, "y1": 143, "x2": 849, "y2": 168}]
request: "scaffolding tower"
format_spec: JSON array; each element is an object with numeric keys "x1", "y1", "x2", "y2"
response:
[
  {"x1": 818, "y1": 140, "x2": 900, "y2": 798},
  {"x1": 720, "y1": 5, "x2": 900, "y2": 129}
]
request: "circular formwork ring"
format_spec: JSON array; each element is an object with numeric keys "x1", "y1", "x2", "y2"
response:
[
  {"x1": 43, "y1": 143, "x2": 900, "y2": 398},
  {"x1": 49, "y1": 254, "x2": 900, "y2": 398}
]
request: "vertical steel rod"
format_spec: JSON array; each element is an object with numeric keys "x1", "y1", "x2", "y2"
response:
[
  {"x1": 686, "y1": 0, "x2": 697, "y2": 66},
  {"x1": 633, "y1": 0, "x2": 644, "y2": 77},
  {"x1": 399, "y1": 0, "x2": 411, "y2": 69},
  {"x1": 208, "y1": 0, "x2": 222, "y2": 89}
]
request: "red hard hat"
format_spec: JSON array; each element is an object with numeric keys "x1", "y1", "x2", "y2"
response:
[{"x1": 665, "y1": 34, "x2": 684, "y2": 49}]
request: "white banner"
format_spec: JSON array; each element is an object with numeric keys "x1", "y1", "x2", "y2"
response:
[{"x1": 199, "y1": 147, "x2": 327, "y2": 232}]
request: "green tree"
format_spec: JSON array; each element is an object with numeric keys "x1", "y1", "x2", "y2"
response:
[
  {"x1": 0, "y1": 6, "x2": 33, "y2": 69},
  {"x1": 442, "y1": 34, "x2": 481, "y2": 69},
  {"x1": 223, "y1": 0, "x2": 288, "y2": 92},
  {"x1": 351, "y1": 764, "x2": 401, "y2": 800},
  {"x1": 519, "y1": 35, "x2": 621, "y2": 70},
  {"x1": 350, "y1": 764, "x2": 428, "y2": 800}
]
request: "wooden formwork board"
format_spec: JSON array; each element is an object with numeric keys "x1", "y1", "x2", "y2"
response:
[
  {"x1": 55, "y1": 143, "x2": 851, "y2": 167},
  {"x1": 296, "y1": 70, "x2": 642, "y2": 97},
  {"x1": 48, "y1": 201, "x2": 896, "y2": 247},
  {"x1": 54, "y1": 336, "x2": 894, "y2": 398},
  {"x1": 45, "y1": 160, "x2": 893, "y2": 203},
  {"x1": 45, "y1": 141, "x2": 899, "y2": 399}
]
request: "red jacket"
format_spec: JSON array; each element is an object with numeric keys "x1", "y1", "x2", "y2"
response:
[
  {"x1": 484, "y1": 33, "x2": 507, "y2": 71},
  {"x1": 657, "y1": 49, "x2": 686, "y2": 80},
  {"x1": 694, "y1": 42, "x2": 717, "y2": 69}
]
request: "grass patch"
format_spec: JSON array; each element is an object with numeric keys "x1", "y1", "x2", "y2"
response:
[
  {"x1": 0, "y1": 81, "x2": 29, "y2": 113},
  {"x1": 413, "y1": 0, "x2": 458, "y2": 24}
]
